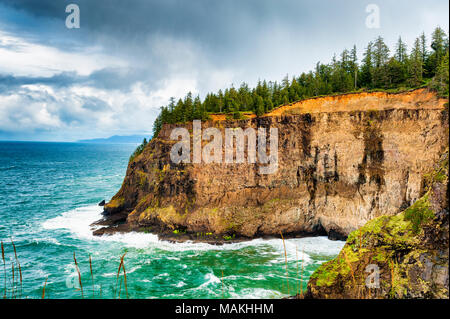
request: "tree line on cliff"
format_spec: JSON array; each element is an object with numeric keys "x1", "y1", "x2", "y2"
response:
[{"x1": 151, "y1": 27, "x2": 449, "y2": 137}]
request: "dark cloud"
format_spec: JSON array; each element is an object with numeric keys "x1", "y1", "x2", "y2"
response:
[
  {"x1": 0, "y1": 0, "x2": 448, "y2": 141},
  {"x1": 86, "y1": 68, "x2": 156, "y2": 90},
  {"x1": 81, "y1": 96, "x2": 110, "y2": 112},
  {"x1": 0, "y1": 68, "x2": 153, "y2": 92},
  {"x1": 2, "y1": 0, "x2": 305, "y2": 40},
  {"x1": 0, "y1": 72, "x2": 81, "y2": 89},
  {"x1": 2, "y1": 0, "x2": 448, "y2": 77},
  {"x1": 1, "y1": 0, "x2": 64, "y2": 18}
]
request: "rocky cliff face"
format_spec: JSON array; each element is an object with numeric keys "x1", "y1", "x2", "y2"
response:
[
  {"x1": 306, "y1": 150, "x2": 448, "y2": 299},
  {"x1": 95, "y1": 89, "x2": 448, "y2": 242}
]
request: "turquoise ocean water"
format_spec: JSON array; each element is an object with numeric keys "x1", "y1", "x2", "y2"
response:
[{"x1": 0, "y1": 141, "x2": 344, "y2": 299}]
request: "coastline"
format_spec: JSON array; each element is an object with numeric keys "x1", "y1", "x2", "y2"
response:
[{"x1": 91, "y1": 213, "x2": 341, "y2": 245}]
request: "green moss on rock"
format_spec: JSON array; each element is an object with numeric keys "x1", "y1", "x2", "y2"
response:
[{"x1": 403, "y1": 193, "x2": 434, "y2": 234}]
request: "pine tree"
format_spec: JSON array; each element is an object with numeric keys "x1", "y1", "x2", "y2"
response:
[
  {"x1": 430, "y1": 50, "x2": 449, "y2": 97},
  {"x1": 372, "y1": 36, "x2": 390, "y2": 88},
  {"x1": 330, "y1": 53, "x2": 353, "y2": 92},
  {"x1": 409, "y1": 37, "x2": 424, "y2": 87},
  {"x1": 152, "y1": 112, "x2": 162, "y2": 137},
  {"x1": 360, "y1": 42, "x2": 373, "y2": 88},
  {"x1": 289, "y1": 78, "x2": 301, "y2": 102},
  {"x1": 392, "y1": 37, "x2": 408, "y2": 84},
  {"x1": 183, "y1": 92, "x2": 193, "y2": 121},
  {"x1": 432, "y1": 27, "x2": 447, "y2": 63},
  {"x1": 395, "y1": 37, "x2": 408, "y2": 63},
  {"x1": 350, "y1": 45, "x2": 358, "y2": 89},
  {"x1": 420, "y1": 32, "x2": 428, "y2": 77},
  {"x1": 217, "y1": 90, "x2": 224, "y2": 113},
  {"x1": 175, "y1": 98, "x2": 184, "y2": 123},
  {"x1": 168, "y1": 97, "x2": 175, "y2": 113},
  {"x1": 429, "y1": 27, "x2": 448, "y2": 76},
  {"x1": 265, "y1": 96, "x2": 274, "y2": 112},
  {"x1": 256, "y1": 96, "x2": 265, "y2": 116},
  {"x1": 193, "y1": 95, "x2": 202, "y2": 119}
]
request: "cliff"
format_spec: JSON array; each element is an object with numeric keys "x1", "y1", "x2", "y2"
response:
[
  {"x1": 306, "y1": 149, "x2": 448, "y2": 298},
  {"x1": 94, "y1": 89, "x2": 448, "y2": 243}
]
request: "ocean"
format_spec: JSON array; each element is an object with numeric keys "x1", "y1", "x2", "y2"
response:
[{"x1": 0, "y1": 141, "x2": 344, "y2": 299}]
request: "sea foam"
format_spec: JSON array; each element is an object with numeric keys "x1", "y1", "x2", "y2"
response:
[{"x1": 42, "y1": 205, "x2": 345, "y2": 258}]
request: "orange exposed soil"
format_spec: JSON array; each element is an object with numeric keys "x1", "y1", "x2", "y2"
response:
[
  {"x1": 266, "y1": 89, "x2": 446, "y2": 116},
  {"x1": 209, "y1": 113, "x2": 256, "y2": 121},
  {"x1": 208, "y1": 89, "x2": 446, "y2": 122}
]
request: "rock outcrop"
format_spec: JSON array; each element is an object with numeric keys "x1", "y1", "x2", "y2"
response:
[
  {"x1": 306, "y1": 150, "x2": 449, "y2": 298},
  {"x1": 94, "y1": 89, "x2": 448, "y2": 242}
]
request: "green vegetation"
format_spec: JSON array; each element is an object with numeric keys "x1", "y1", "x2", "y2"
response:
[
  {"x1": 195, "y1": 232, "x2": 213, "y2": 238},
  {"x1": 152, "y1": 27, "x2": 449, "y2": 137},
  {"x1": 129, "y1": 138, "x2": 148, "y2": 162},
  {"x1": 141, "y1": 227, "x2": 153, "y2": 233},
  {"x1": 403, "y1": 193, "x2": 434, "y2": 234},
  {"x1": 223, "y1": 234, "x2": 235, "y2": 241},
  {"x1": 106, "y1": 196, "x2": 125, "y2": 209}
]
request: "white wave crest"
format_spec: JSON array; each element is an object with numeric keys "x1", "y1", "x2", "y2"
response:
[
  {"x1": 229, "y1": 288, "x2": 286, "y2": 299},
  {"x1": 42, "y1": 205, "x2": 345, "y2": 257}
]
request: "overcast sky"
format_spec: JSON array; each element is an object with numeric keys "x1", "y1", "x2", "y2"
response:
[{"x1": 0, "y1": 0, "x2": 448, "y2": 141}]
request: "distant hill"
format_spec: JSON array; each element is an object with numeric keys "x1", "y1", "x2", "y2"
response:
[{"x1": 78, "y1": 135, "x2": 150, "y2": 144}]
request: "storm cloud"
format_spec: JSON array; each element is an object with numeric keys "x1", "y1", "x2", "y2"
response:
[{"x1": 0, "y1": 0, "x2": 448, "y2": 141}]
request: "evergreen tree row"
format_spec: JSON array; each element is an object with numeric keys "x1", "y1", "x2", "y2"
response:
[{"x1": 152, "y1": 27, "x2": 449, "y2": 137}]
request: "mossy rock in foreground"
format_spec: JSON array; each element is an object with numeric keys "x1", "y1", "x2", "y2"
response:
[{"x1": 306, "y1": 151, "x2": 449, "y2": 299}]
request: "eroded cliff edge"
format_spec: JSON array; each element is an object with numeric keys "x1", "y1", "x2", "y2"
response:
[{"x1": 94, "y1": 89, "x2": 448, "y2": 242}]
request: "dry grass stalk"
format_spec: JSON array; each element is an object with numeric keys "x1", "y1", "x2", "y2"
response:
[
  {"x1": 221, "y1": 270, "x2": 224, "y2": 299},
  {"x1": 118, "y1": 278, "x2": 123, "y2": 299},
  {"x1": 122, "y1": 263, "x2": 128, "y2": 299},
  {"x1": 342, "y1": 250, "x2": 356, "y2": 285},
  {"x1": 115, "y1": 253, "x2": 127, "y2": 299},
  {"x1": 359, "y1": 230, "x2": 362, "y2": 252},
  {"x1": 390, "y1": 260, "x2": 395, "y2": 298},
  {"x1": 10, "y1": 239, "x2": 21, "y2": 299},
  {"x1": 342, "y1": 250, "x2": 360, "y2": 298},
  {"x1": 11, "y1": 263, "x2": 15, "y2": 298},
  {"x1": 11, "y1": 240, "x2": 22, "y2": 298},
  {"x1": 73, "y1": 252, "x2": 84, "y2": 298},
  {"x1": 89, "y1": 254, "x2": 94, "y2": 298},
  {"x1": 18, "y1": 262, "x2": 22, "y2": 298},
  {"x1": 115, "y1": 261, "x2": 122, "y2": 298},
  {"x1": 1, "y1": 241, "x2": 5, "y2": 299},
  {"x1": 300, "y1": 247, "x2": 304, "y2": 296},
  {"x1": 41, "y1": 276, "x2": 48, "y2": 299},
  {"x1": 279, "y1": 231, "x2": 289, "y2": 295},
  {"x1": 295, "y1": 246, "x2": 299, "y2": 296}
]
